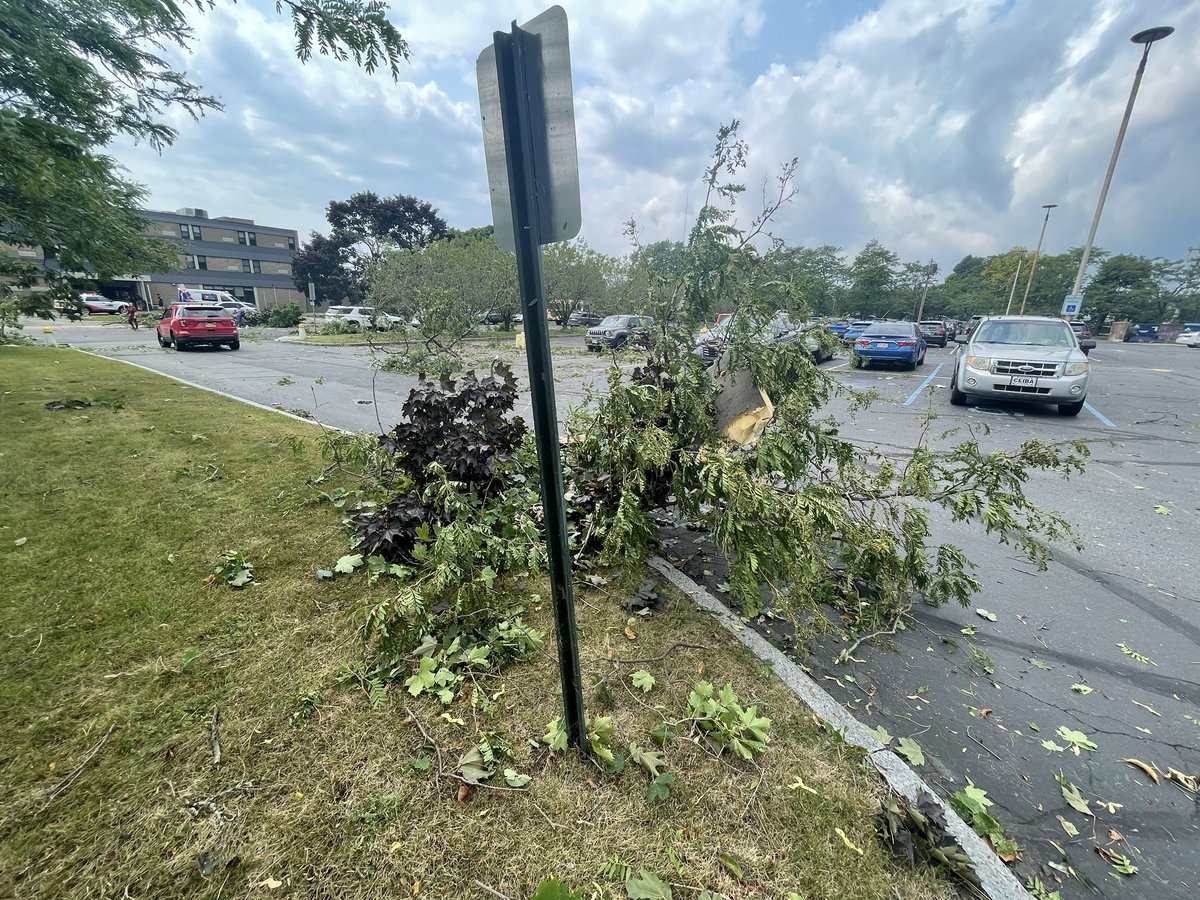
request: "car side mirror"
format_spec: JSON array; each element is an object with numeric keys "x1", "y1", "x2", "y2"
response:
[
  {"x1": 1079, "y1": 338, "x2": 1096, "y2": 351},
  {"x1": 953, "y1": 334, "x2": 969, "y2": 344}
]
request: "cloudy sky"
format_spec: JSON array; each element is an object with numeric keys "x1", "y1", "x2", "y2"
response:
[{"x1": 111, "y1": 0, "x2": 1200, "y2": 273}]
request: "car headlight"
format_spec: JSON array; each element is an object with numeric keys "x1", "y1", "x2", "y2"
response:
[
  {"x1": 1064, "y1": 361, "x2": 1089, "y2": 376},
  {"x1": 965, "y1": 355, "x2": 992, "y2": 370}
]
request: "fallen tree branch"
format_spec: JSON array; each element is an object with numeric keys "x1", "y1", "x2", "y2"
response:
[
  {"x1": 837, "y1": 613, "x2": 906, "y2": 663},
  {"x1": 611, "y1": 642, "x2": 709, "y2": 666}
]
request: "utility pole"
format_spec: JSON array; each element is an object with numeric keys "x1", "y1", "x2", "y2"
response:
[
  {"x1": 1019, "y1": 204, "x2": 1057, "y2": 315},
  {"x1": 914, "y1": 260, "x2": 938, "y2": 322},
  {"x1": 1004, "y1": 255, "x2": 1024, "y2": 315}
]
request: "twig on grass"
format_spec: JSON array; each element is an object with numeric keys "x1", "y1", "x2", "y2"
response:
[
  {"x1": 472, "y1": 880, "x2": 512, "y2": 899},
  {"x1": 210, "y1": 706, "x2": 222, "y2": 766},
  {"x1": 42, "y1": 723, "x2": 115, "y2": 810},
  {"x1": 405, "y1": 703, "x2": 445, "y2": 785},
  {"x1": 965, "y1": 726, "x2": 1001, "y2": 760},
  {"x1": 612, "y1": 642, "x2": 709, "y2": 666}
]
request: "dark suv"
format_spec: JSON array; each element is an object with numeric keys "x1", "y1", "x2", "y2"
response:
[
  {"x1": 586, "y1": 315, "x2": 653, "y2": 351},
  {"x1": 918, "y1": 320, "x2": 948, "y2": 347}
]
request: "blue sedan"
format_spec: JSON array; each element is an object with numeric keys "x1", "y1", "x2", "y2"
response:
[{"x1": 851, "y1": 322, "x2": 927, "y2": 370}]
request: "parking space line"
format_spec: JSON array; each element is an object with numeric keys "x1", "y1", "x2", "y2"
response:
[
  {"x1": 902, "y1": 363, "x2": 943, "y2": 406},
  {"x1": 1084, "y1": 401, "x2": 1116, "y2": 428}
]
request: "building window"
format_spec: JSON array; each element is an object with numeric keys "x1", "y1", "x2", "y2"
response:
[
  {"x1": 185, "y1": 255, "x2": 196, "y2": 270},
  {"x1": 237, "y1": 231, "x2": 247, "y2": 245},
  {"x1": 242, "y1": 259, "x2": 251, "y2": 273},
  {"x1": 247, "y1": 232, "x2": 257, "y2": 246},
  {"x1": 287, "y1": 236, "x2": 296, "y2": 251},
  {"x1": 196, "y1": 255, "x2": 208, "y2": 270},
  {"x1": 179, "y1": 224, "x2": 190, "y2": 240},
  {"x1": 252, "y1": 259, "x2": 262, "y2": 274},
  {"x1": 191, "y1": 225, "x2": 203, "y2": 240}
]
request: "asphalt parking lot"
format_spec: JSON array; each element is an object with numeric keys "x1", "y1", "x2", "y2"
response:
[
  {"x1": 39, "y1": 320, "x2": 1200, "y2": 896},
  {"x1": 681, "y1": 339, "x2": 1200, "y2": 897}
]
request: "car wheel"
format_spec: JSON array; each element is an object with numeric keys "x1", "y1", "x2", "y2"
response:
[
  {"x1": 157, "y1": 332, "x2": 168, "y2": 347},
  {"x1": 949, "y1": 374, "x2": 967, "y2": 406},
  {"x1": 229, "y1": 340, "x2": 240, "y2": 350},
  {"x1": 1058, "y1": 400, "x2": 1085, "y2": 416},
  {"x1": 171, "y1": 332, "x2": 185, "y2": 351}
]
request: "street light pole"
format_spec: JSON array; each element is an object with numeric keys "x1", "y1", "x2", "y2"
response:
[
  {"x1": 914, "y1": 260, "x2": 937, "y2": 322},
  {"x1": 1070, "y1": 26, "x2": 1174, "y2": 299},
  {"x1": 1019, "y1": 204, "x2": 1057, "y2": 315}
]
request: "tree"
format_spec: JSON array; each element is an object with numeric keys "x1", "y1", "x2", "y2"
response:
[
  {"x1": 923, "y1": 255, "x2": 1005, "y2": 320},
  {"x1": 291, "y1": 231, "x2": 362, "y2": 305},
  {"x1": 295, "y1": 191, "x2": 448, "y2": 302},
  {"x1": 846, "y1": 240, "x2": 899, "y2": 317},
  {"x1": 1084, "y1": 254, "x2": 1159, "y2": 325},
  {"x1": 1151, "y1": 252, "x2": 1200, "y2": 322},
  {"x1": 542, "y1": 240, "x2": 613, "y2": 326},
  {"x1": 368, "y1": 230, "x2": 516, "y2": 359},
  {"x1": 1, "y1": 0, "x2": 407, "y2": 319}
]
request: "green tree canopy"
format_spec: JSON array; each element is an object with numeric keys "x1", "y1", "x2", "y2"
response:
[
  {"x1": 846, "y1": 240, "x2": 899, "y2": 317},
  {"x1": 1, "y1": 0, "x2": 407, "y2": 318}
]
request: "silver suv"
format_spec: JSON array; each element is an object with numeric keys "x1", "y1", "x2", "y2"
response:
[{"x1": 950, "y1": 316, "x2": 1095, "y2": 416}]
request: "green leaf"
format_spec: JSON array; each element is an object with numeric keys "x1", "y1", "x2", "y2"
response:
[
  {"x1": 1041, "y1": 740, "x2": 1066, "y2": 753},
  {"x1": 646, "y1": 772, "x2": 674, "y2": 803},
  {"x1": 1028, "y1": 722, "x2": 1040, "y2": 732},
  {"x1": 503, "y1": 768, "x2": 530, "y2": 788},
  {"x1": 455, "y1": 746, "x2": 491, "y2": 785},
  {"x1": 1029, "y1": 658, "x2": 1053, "y2": 670},
  {"x1": 630, "y1": 669, "x2": 656, "y2": 693},
  {"x1": 629, "y1": 743, "x2": 666, "y2": 778},
  {"x1": 975, "y1": 608, "x2": 998, "y2": 621},
  {"x1": 1070, "y1": 684, "x2": 1094, "y2": 695},
  {"x1": 871, "y1": 725, "x2": 893, "y2": 746},
  {"x1": 532, "y1": 878, "x2": 583, "y2": 900},
  {"x1": 1153, "y1": 505, "x2": 1171, "y2": 515},
  {"x1": 1055, "y1": 725, "x2": 1098, "y2": 753},
  {"x1": 543, "y1": 717, "x2": 568, "y2": 753},
  {"x1": 625, "y1": 870, "x2": 672, "y2": 900},
  {"x1": 1055, "y1": 775, "x2": 1093, "y2": 817},
  {"x1": 179, "y1": 649, "x2": 200, "y2": 670},
  {"x1": 895, "y1": 736, "x2": 925, "y2": 766},
  {"x1": 409, "y1": 756, "x2": 431, "y2": 772},
  {"x1": 718, "y1": 852, "x2": 744, "y2": 880},
  {"x1": 334, "y1": 553, "x2": 364, "y2": 573},
  {"x1": 960, "y1": 624, "x2": 976, "y2": 636}
]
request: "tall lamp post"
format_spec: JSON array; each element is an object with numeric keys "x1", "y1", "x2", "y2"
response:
[
  {"x1": 1018, "y1": 204, "x2": 1057, "y2": 315},
  {"x1": 1069, "y1": 26, "x2": 1174, "y2": 304}
]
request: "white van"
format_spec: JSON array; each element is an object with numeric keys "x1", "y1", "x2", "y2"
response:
[{"x1": 175, "y1": 286, "x2": 258, "y2": 310}]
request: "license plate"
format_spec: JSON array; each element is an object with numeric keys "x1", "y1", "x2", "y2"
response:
[
  {"x1": 875, "y1": 341, "x2": 889, "y2": 348},
  {"x1": 205, "y1": 323, "x2": 215, "y2": 329},
  {"x1": 1010, "y1": 375, "x2": 1037, "y2": 387}
]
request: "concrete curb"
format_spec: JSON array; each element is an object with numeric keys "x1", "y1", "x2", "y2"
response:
[{"x1": 648, "y1": 556, "x2": 1031, "y2": 900}]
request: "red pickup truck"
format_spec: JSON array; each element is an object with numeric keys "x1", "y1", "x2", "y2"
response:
[{"x1": 156, "y1": 304, "x2": 239, "y2": 351}]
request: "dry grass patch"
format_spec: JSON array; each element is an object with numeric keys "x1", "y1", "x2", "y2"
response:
[{"x1": 0, "y1": 348, "x2": 954, "y2": 899}]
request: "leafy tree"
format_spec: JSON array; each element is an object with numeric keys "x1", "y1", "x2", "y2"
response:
[
  {"x1": 773, "y1": 245, "x2": 848, "y2": 316},
  {"x1": 326, "y1": 190, "x2": 448, "y2": 267},
  {"x1": 291, "y1": 231, "x2": 363, "y2": 305},
  {"x1": 1083, "y1": 254, "x2": 1159, "y2": 325},
  {"x1": 846, "y1": 240, "x2": 899, "y2": 317},
  {"x1": 1151, "y1": 253, "x2": 1200, "y2": 322},
  {"x1": 1, "y1": 0, "x2": 407, "y2": 319},
  {"x1": 542, "y1": 239, "x2": 613, "y2": 326},
  {"x1": 368, "y1": 230, "x2": 516, "y2": 359}
]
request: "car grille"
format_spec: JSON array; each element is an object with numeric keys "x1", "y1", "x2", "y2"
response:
[
  {"x1": 993, "y1": 359, "x2": 1059, "y2": 377},
  {"x1": 698, "y1": 343, "x2": 721, "y2": 362},
  {"x1": 993, "y1": 384, "x2": 1051, "y2": 395}
]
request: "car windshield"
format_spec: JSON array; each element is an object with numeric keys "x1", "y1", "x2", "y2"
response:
[
  {"x1": 850, "y1": 321, "x2": 873, "y2": 328},
  {"x1": 599, "y1": 316, "x2": 633, "y2": 327},
  {"x1": 180, "y1": 306, "x2": 229, "y2": 318},
  {"x1": 919, "y1": 321, "x2": 943, "y2": 327},
  {"x1": 975, "y1": 321, "x2": 1074, "y2": 346}
]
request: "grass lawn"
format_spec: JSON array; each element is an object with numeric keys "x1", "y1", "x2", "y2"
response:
[{"x1": 0, "y1": 348, "x2": 953, "y2": 900}]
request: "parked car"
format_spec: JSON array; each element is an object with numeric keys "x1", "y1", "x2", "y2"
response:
[
  {"x1": 325, "y1": 306, "x2": 403, "y2": 330},
  {"x1": 841, "y1": 320, "x2": 876, "y2": 344},
  {"x1": 943, "y1": 319, "x2": 958, "y2": 340},
  {"x1": 1175, "y1": 324, "x2": 1200, "y2": 348},
  {"x1": 826, "y1": 321, "x2": 850, "y2": 337},
  {"x1": 851, "y1": 321, "x2": 926, "y2": 370},
  {"x1": 567, "y1": 309, "x2": 604, "y2": 327},
  {"x1": 949, "y1": 315, "x2": 1094, "y2": 415},
  {"x1": 78, "y1": 293, "x2": 131, "y2": 315},
  {"x1": 965, "y1": 314, "x2": 986, "y2": 336},
  {"x1": 156, "y1": 304, "x2": 239, "y2": 351},
  {"x1": 1068, "y1": 322, "x2": 1092, "y2": 339},
  {"x1": 918, "y1": 319, "x2": 949, "y2": 347},
  {"x1": 695, "y1": 312, "x2": 832, "y2": 365},
  {"x1": 585, "y1": 314, "x2": 654, "y2": 351}
]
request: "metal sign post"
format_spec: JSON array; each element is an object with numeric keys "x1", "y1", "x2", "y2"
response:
[{"x1": 478, "y1": 6, "x2": 586, "y2": 748}]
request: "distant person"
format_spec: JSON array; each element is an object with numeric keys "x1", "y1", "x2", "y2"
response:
[
  {"x1": 126, "y1": 304, "x2": 138, "y2": 330},
  {"x1": 236, "y1": 306, "x2": 246, "y2": 329},
  {"x1": 156, "y1": 292, "x2": 165, "y2": 309}
]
